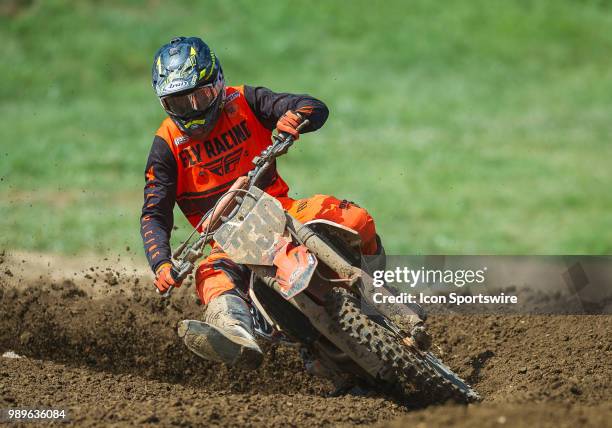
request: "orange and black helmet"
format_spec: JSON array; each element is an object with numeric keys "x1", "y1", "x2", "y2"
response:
[{"x1": 152, "y1": 37, "x2": 225, "y2": 137}]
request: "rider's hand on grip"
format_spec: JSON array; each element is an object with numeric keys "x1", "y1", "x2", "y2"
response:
[
  {"x1": 154, "y1": 262, "x2": 182, "y2": 293},
  {"x1": 276, "y1": 110, "x2": 302, "y2": 140}
]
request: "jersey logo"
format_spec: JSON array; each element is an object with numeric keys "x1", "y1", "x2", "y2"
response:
[
  {"x1": 200, "y1": 147, "x2": 243, "y2": 176},
  {"x1": 174, "y1": 135, "x2": 190, "y2": 146},
  {"x1": 225, "y1": 91, "x2": 240, "y2": 104},
  {"x1": 177, "y1": 120, "x2": 252, "y2": 168}
]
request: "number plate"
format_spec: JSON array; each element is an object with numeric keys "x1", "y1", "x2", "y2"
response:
[{"x1": 214, "y1": 187, "x2": 287, "y2": 265}]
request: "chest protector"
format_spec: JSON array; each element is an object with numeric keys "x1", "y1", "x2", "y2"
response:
[{"x1": 155, "y1": 86, "x2": 290, "y2": 228}]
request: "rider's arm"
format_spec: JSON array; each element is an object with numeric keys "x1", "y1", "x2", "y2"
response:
[
  {"x1": 243, "y1": 85, "x2": 329, "y2": 133},
  {"x1": 140, "y1": 136, "x2": 177, "y2": 273}
]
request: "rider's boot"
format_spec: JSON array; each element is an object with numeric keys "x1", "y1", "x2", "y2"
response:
[{"x1": 177, "y1": 291, "x2": 263, "y2": 369}]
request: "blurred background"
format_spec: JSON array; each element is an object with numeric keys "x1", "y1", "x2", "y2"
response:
[{"x1": 1, "y1": 0, "x2": 611, "y2": 260}]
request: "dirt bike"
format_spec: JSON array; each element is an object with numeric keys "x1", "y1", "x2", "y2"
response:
[{"x1": 162, "y1": 118, "x2": 480, "y2": 404}]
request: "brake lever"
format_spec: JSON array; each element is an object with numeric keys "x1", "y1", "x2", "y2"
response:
[{"x1": 159, "y1": 286, "x2": 173, "y2": 299}]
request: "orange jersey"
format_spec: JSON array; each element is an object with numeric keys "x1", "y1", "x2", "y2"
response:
[{"x1": 154, "y1": 86, "x2": 289, "y2": 227}]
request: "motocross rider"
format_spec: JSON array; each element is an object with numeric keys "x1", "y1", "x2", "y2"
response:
[{"x1": 141, "y1": 37, "x2": 423, "y2": 369}]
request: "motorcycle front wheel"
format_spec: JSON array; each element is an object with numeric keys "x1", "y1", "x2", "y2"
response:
[{"x1": 325, "y1": 287, "x2": 480, "y2": 405}]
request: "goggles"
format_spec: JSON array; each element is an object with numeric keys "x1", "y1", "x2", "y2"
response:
[{"x1": 160, "y1": 78, "x2": 224, "y2": 118}]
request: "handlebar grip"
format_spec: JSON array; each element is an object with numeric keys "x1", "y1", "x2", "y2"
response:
[
  {"x1": 170, "y1": 265, "x2": 181, "y2": 281},
  {"x1": 160, "y1": 286, "x2": 173, "y2": 298}
]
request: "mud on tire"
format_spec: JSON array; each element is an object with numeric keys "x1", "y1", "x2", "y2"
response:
[{"x1": 326, "y1": 287, "x2": 479, "y2": 404}]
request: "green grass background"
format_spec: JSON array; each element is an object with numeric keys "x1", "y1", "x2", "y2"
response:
[{"x1": 1, "y1": 0, "x2": 611, "y2": 258}]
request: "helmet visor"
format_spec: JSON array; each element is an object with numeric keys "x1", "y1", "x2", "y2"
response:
[{"x1": 160, "y1": 78, "x2": 224, "y2": 118}]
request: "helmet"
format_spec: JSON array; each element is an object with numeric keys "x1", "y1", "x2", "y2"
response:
[{"x1": 152, "y1": 37, "x2": 225, "y2": 138}]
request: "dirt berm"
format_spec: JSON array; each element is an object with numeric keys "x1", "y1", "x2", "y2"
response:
[{"x1": 0, "y1": 251, "x2": 610, "y2": 427}]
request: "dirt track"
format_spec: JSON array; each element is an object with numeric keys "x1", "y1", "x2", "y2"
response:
[{"x1": 0, "y1": 251, "x2": 610, "y2": 427}]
